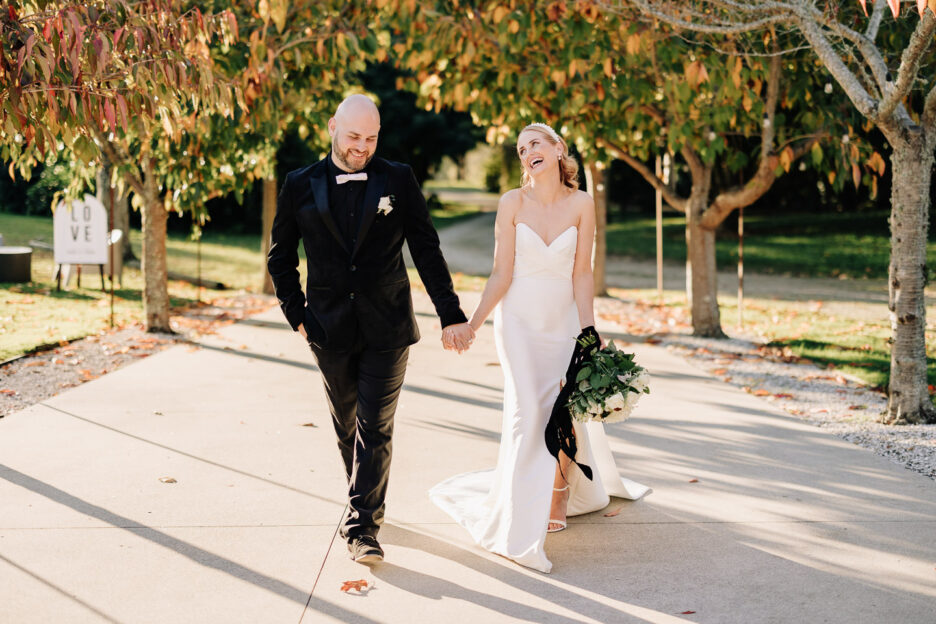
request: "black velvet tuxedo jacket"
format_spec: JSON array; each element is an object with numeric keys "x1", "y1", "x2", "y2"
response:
[{"x1": 267, "y1": 156, "x2": 467, "y2": 351}]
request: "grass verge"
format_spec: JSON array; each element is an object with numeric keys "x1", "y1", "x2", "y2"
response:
[
  {"x1": 0, "y1": 205, "x2": 484, "y2": 361},
  {"x1": 606, "y1": 211, "x2": 936, "y2": 280}
]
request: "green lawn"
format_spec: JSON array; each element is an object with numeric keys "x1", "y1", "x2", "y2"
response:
[
  {"x1": 0, "y1": 205, "x2": 483, "y2": 361},
  {"x1": 607, "y1": 211, "x2": 936, "y2": 280},
  {"x1": 609, "y1": 287, "x2": 935, "y2": 406}
]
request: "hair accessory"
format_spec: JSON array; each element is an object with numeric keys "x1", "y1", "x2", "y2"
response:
[{"x1": 527, "y1": 122, "x2": 562, "y2": 144}]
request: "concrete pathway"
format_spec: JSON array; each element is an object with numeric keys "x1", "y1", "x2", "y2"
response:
[{"x1": 1, "y1": 290, "x2": 935, "y2": 623}]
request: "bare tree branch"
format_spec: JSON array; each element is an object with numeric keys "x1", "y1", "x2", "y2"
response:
[
  {"x1": 878, "y1": 10, "x2": 936, "y2": 121},
  {"x1": 865, "y1": 0, "x2": 887, "y2": 41},
  {"x1": 922, "y1": 82, "x2": 936, "y2": 136},
  {"x1": 602, "y1": 138, "x2": 688, "y2": 212},
  {"x1": 792, "y1": 14, "x2": 878, "y2": 117},
  {"x1": 91, "y1": 127, "x2": 146, "y2": 197}
]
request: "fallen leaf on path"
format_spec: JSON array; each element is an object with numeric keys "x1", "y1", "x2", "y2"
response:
[
  {"x1": 680, "y1": 611, "x2": 696, "y2": 615},
  {"x1": 302, "y1": 422, "x2": 317, "y2": 427},
  {"x1": 340, "y1": 579, "x2": 369, "y2": 593},
  {"x1": 712, "y1": 368, "x2": 727, "y2": 376},
  {"x1": 25, "y1": 361, "x2": 46, "y2": 367},
  {"x1": 644, "y1": 338, "x2": 662, "y2": 345},
  {"x1": 689, "y1": 479, "x2": 699, "y2": 483},
  {"x1": 774, "y1": 393, "x2": 794, "y2": 399},
  {"x1": 159, "y1": 477, "x2": 177, "y2": 483},
  {"x1": 0, "y1": 389, "x2": 16, "y2": 395},
  {"x1": 753, "y1": 389, "x2": 770, "y2": 397},
  {"x1": 603, "y1": 507, "x2": 623, "y2": 517}
]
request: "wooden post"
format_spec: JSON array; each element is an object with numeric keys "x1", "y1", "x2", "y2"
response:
[
  {"x1": 655, "y1": 155, "x2": 663, "y2": 307},
  {"x1": 738, "y1": 206, "x2": 744, "y2": 329}
]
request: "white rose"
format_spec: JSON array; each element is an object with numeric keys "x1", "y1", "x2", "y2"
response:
[
  {"x1": 377, "y1": 195, "x2": 394, "y2": 215},
  {"x1": 631, "y1": 371, "x2": 650, "y2": 393},
  {"x1": 624, "y1": 391, "x2": 641, "y2": 412},
  {"x1": 604, "y1": 392, "x2": 626, "y2": 412},
  {"x1": 587, "y1": 399, "x2": 602, "y2": 415}
]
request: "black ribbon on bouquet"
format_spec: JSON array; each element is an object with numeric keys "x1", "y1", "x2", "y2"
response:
[{"x1": 545, "y1": 325, "x2": 598, "y2": 482}]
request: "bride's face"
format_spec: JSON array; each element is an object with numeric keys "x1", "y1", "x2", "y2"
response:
[{"x1": 517, "y1": 130, "x2": 561, "y2": 180}]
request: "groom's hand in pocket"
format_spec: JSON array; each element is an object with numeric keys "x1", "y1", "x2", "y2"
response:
[{"x1": 297, "y1": 324, "x2": 308, "y2": 340}]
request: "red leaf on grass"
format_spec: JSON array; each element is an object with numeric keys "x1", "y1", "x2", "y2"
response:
[
  {"x1": 603, "y1": 507, "x2": 623, "y2": 517},
  {"x1": 340, "y1": 579, "x2": 368, "y2": 593}
]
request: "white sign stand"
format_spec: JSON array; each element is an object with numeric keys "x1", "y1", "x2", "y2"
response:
[{"x1": 54, "y1": 194, "x2": 109, "y2": 289}]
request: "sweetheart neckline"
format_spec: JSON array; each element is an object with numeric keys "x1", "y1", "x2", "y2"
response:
[{"x1": 516, "y1": 222, "x2": 577, "y2": 248}]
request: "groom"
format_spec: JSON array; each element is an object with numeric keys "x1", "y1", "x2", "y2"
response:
[{"x1": 267, "y1": 94, "x2": 474, "y2": 564}]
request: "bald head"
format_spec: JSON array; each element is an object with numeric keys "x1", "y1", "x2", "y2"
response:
[
  {"x1": 328, "y1": 94, "x2": 381, "y2": 172},
  {"x1": 334, "y1": 94, "x2": 380, "y2": 125}
]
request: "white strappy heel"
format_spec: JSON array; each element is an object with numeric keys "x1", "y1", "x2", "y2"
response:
[{"x1": 547, "y1": 485, "x2": 569, "y2": 533}]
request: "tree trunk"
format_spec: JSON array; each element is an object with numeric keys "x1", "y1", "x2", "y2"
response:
[
  {"x1": 685, "y1": 165, "x2": 725, "y2": 337},
  {"x1": 95, "y1": 163, "x2": 132, "y2": 262},
  {"x1": 882, "y1": 133, "x2": 936, "y2": 424},
  {"x1": 260, "y1": 176, "x2": 276, "y2": 295},
  {"x1": 587, "y1": 162, "x2": 608, "y2": 296},
  {"x1": 141, "y1": 167, "x2": 172, "y2": 333}
]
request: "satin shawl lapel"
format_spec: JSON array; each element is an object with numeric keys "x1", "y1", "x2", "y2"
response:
[
  {"x1": 352, "y1": 166, "x2": 388, "y2": 259},
  {"x1": 309, "y1": 163, "x2": 349, "y2": 255}
]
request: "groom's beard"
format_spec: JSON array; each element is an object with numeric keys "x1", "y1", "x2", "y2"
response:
[{"x1": 332, "y1": 143, "x2": 375, "y2": 173}]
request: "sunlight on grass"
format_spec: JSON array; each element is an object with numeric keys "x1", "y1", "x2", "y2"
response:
[
  {"x1": 606, "y1": 211, "x2": 936, "y2": 280},
  {"x1": 1, "y1": 207, "x2": 480, "y2": 360}
]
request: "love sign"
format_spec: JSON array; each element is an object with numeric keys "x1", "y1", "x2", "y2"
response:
[{"x1": 54, "y1": 194, "x2": 108, "y2": 265}]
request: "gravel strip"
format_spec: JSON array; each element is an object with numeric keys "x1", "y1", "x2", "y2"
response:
[
  {"x1": 0, "y1": 295, "x2": 275, "y2": 418},
  {"x1": 595, "y1": 296, "x2": 936, "y2": 481}
]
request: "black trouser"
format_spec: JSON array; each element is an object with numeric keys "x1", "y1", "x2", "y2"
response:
[{"x1": 310, "y1": 336, "x2": 409, "y2": 541}]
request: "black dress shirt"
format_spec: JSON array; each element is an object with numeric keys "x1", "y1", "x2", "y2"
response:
[{"x1": 326, "y1": 156, "x2": 369, "y2": 248}]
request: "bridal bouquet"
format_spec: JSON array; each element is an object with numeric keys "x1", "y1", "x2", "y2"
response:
[{"x1": 566, "y1": 334, "x2": 650, "y2": 424}]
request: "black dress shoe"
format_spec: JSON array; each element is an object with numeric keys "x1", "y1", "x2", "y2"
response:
[{"x1": 347, "y1": 535, "x2": 384, "y2": 564}]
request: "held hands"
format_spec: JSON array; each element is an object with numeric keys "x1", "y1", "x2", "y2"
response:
[{"x1": 442, "y1": 322, "x2": 475, "y2": 353}]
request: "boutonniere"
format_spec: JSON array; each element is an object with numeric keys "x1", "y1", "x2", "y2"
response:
[{"x1": 377, "y1": 194, "x2": 395, "y2": 216}]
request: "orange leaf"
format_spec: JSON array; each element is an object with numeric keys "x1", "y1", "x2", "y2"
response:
[
  {"x1": 712, "y1": 368, "x2": 728, "y2": 376},
  {"x1": 689, "y1": 478, "x2": 699, "y2": 483},
  {"x1": 340, "y1": 579, "x2": 369, "y2": 593},
  {"x1": 753, "y1": 389, "x2": 770, "y2": 397},
  {"x1": 603, "y1": 507, "x2": 623, "y2": 517},
  {"x1": 0, "y1": 389, "x2": 16, "y2": 395}
]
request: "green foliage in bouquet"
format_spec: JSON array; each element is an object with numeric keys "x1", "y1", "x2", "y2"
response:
[{"x1": 567, "y1": 335, "x2": 651, "y2": 423}]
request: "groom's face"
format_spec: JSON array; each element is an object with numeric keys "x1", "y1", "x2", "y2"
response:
[{"x1": 329, "y1": 113, "x2": 380, "y2": 172}]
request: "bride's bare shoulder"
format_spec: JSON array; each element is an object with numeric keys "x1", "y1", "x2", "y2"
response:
[
  {"x1": 569, "y1": 189, "x2": 594, "y2": 212},
  {"x1": 497, "y1": 188, "x2": 523, "y2": 214}
]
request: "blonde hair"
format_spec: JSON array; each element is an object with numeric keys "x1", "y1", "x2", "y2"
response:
[{"x1": 518, "y1": 123, "x2": 579, "y2": 189}]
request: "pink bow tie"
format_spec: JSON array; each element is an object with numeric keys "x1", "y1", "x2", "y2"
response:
[{"x1": 336, "y1": 172, "x2": 368, "y2": 184}]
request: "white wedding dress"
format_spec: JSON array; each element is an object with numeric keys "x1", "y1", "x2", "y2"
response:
[{"x1": 430, "y1": 223, "x2": 651, "y2": 573}]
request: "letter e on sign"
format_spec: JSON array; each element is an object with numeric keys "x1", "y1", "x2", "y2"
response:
[{"x1": 54, "y1": 194, "x2": 108, "y2": 264}]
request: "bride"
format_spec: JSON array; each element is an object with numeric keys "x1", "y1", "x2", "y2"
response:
[{"x1": 429, "y1": 123, "x2": 651, "y2": 573}]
